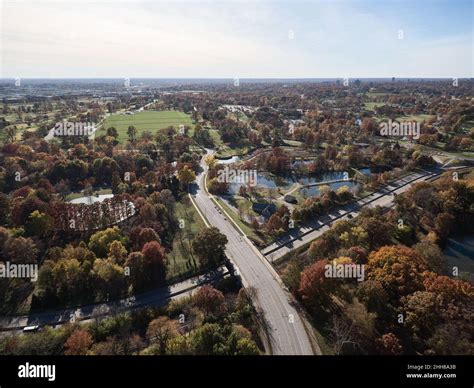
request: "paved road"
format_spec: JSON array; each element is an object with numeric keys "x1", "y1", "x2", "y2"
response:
[
  {"x1": 192, "y1": 154, "x2": 314, "y2": 355},
  {"x1": 0, "y1": 266, "x2": 228, "y2": 332},
  {"x1": 263, "y1": 169, "x2": 440, "y2": 261}
]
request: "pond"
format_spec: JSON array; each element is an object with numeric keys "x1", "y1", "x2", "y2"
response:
[
  {"x1": 228, "y1": 173, "x2": 292, "y2": 194},
  {"x1": 68, "y1": 194, "x2": 114, "y2": 205},
  {"x1": 227, "y1": 167, "x2": 372, "y2": 195},
  {"x1": 298, "y1": 168, "x2": 371, "y2": 185},
  {"x1": 216, "y1": 155, "x2": 241, "y2": 164},
  {"x1": 297, "y1": 168, "x2": 371, "y2": 197}
]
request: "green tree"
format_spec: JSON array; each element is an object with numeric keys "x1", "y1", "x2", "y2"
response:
[
  {"x1": 192, "y1": 227, "x2": 228, "y2": 268},
  {"x1": 25, "y1": 210, "x2": 51, "y2": 237},
  {"x1": 177, "y1": 166, "x2": 196, "y2": 191},
  {"x1": 127, "y1": 125, "x2": 137, "y2": 142},
  {"x1": 106, "y1": 126, "x2": 118, "y2": 138},
  {"x1": 88, "y1": 227, "x2": 124, "y2": 257},
  {"x1": 92, "y1": 258, "x2": 126, "y2": 300}
]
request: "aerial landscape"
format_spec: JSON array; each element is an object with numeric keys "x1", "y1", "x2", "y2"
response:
[{"x1": 0, "y1": 0, "x2": 472, "y2": 385}]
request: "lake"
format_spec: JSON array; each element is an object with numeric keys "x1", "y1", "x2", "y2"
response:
[{"x1": 228, "y1": 168, "x2": 372, "y2": 195}]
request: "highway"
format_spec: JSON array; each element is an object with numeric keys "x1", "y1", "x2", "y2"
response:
[{"x1": 192, "y1": 154, "x2": 315, "y2": 355}]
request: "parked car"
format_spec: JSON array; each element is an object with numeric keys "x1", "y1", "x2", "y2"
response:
[{"x1": 23, "y1": 325, "x2": 40, "y2": 333}]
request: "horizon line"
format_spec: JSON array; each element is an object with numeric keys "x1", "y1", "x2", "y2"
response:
[{"x1": 0, "y1": 77, "x2": 472, "y2": 80}]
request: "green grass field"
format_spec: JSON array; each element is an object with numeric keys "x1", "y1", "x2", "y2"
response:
[
  {"x1": 214, "y1": 197, "x2": 268, "y2": 246},
  {"x1": 166, "y1": 198, "x2": 206, "y2": 282},
  {"x1": 396, "y1": 114, "x2": 435, "y2": 122},
  {"x1": 64, "y1": 188, "x2": 112, "y2": 201},
  {"x1": 367, "y1": 92, "x2": 389, "y2": 97},
  {"x1": 209, "y1": 128, "x2": 223, "y2": 147},
  {"x1": 0, "y1": 123, "x2": 37, "y2": 143},
  {"x1": 102, "y1": 110, "x2": 194, "y2": 142},
  {"x1": 364, "y1": 102, "x2": 386, "y2": 111}
]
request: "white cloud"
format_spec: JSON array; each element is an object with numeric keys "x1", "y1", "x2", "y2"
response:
[{"x1": 0, "y1": 0, "x2": 471, "y2": 77}]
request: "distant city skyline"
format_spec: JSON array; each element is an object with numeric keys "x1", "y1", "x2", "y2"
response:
[{"x1": 1, "y1": 0, "x2": 472, "y2": 78}]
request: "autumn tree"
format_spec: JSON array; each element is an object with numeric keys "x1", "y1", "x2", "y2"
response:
[
  {"x1": 92, "y1": 258, "x2": 126, "y2": 300},
  {"x1": 204, "y1": 154, "x2": 217, "y2": 169},
  {"x1": 298, "y1": 259, "x2": 335, "y2": 313},
  {"x1": 88, "y1": 227, "x2": 124, "y2": 258},
  {"x1": 194, "y1": 285, "x2": 226, "y2": 316},
  {"x1": 207, "y1": 178, "x2": 229, "y2": 195},
  {"x1": 265, "y1": 213, "x2": 284, "y2": 236},
  {"x1": 135, "y1": 227, "x2": 160, "y2": 250},
  {"x1": 141, "y1": 241, "x2": 167, "y2": 284},
  {"x1": 401, "y1": 291, "x2": 439, "y2": 342},
  {"x1": 125, "y1": 252, "x2": 148, "y2": 292},
  {"x1": 339, "y1": 226, "x2": 368, "y2": 248},
  {"x1": 357, "y1": 213, "x2": 393, "y2": 249},
  {"x1": 188, "y1": 323, "x2": 259, "y2": 355},
  {"x1": 367, "y1": 245, "x2": 428, "y2": 299},
  {"x1": 177, "y1": 165, "x2": 196, "y2": 191},
  {"x1": 192, "y1": 227, "x2": 228, "y2": 268},
  {"x1": 356, "y1": 279, "x2": 390, "y2": 317},
  {"x1": 64, "y1": 329, "x2": 93, "y2": 355},
  {"x1": 427, "y1": 323, "x2": 474, "y2": 355},
  {"x1": 107, "y1": 240, "x2": 128, "y2": 265},
  {"x1": 375, "y1": 333, "x2": 404, "y2": 355},
  {"x1": 3, "y1": 236, "x2": 38, "y2": 263},
  {"x1": 25, "y1": 210, "x2": 52, "y2": 238},
  {"x1": 413, "y1": 241, "x2": 446, "y2": 274},
  {"x1": 146, "y1": 316, "x2": 179, "y2": 355}
]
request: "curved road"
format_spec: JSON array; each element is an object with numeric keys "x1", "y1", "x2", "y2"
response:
[{"x1": 192, "y1": 155, "x2": 314, "y2": 355}]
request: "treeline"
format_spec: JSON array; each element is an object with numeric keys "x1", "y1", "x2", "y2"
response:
[
  {"x1": 0, "y1": 283, "x2": 262, "y2": 356},
  {"x1": 282, "y1": 173, "x2": 474, "y2": 355}
]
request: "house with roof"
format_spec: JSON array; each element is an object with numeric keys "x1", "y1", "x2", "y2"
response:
[{"x1": 252, "y1": 202, "x2": 276, "y2": 218}]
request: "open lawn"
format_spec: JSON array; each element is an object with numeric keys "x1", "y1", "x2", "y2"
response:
[
  {"x1": 209, "y1": 128, "x2": 223, "y2": 147},
  {"x1": 167, "y1": 197, "x2": 206, "y2": 282},
  {"x1": 396, "y1": 114, "x2": 435, "y2": 122},
  {"x1": 364, "y1": 102, "x2": 386, "y2": 111},
  {"x1": 64, "y1": 188, "x2": 112, "y2": 201},
  {"x1": 0, "y1": 123, "x2": 37, "y2": 142},
  {"x1": 215, "y1": 197, "x2": 268, "y2": 246},
  {"x1": 102, "y1": 110, "x2": 194, "y2": 143},
  {"x1": 215, "y1": 145, "x2": 251, "y2": 158},
  {"x1": 367, "y1": 92, "x2": 389, "y2": 97}
]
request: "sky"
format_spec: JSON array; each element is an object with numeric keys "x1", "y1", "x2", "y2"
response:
[{"x1": 0, "y1": 0, "x2": 472, "y2": 78}]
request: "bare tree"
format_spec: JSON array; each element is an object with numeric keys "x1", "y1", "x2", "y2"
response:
[{"x1": 328, "y1": 316, "x2": 355, "y2": 355}]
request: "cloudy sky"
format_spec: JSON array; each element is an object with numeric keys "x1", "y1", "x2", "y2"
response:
[{"x1": 1, "y1": 0, "x2": 472, "y2": 78}]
